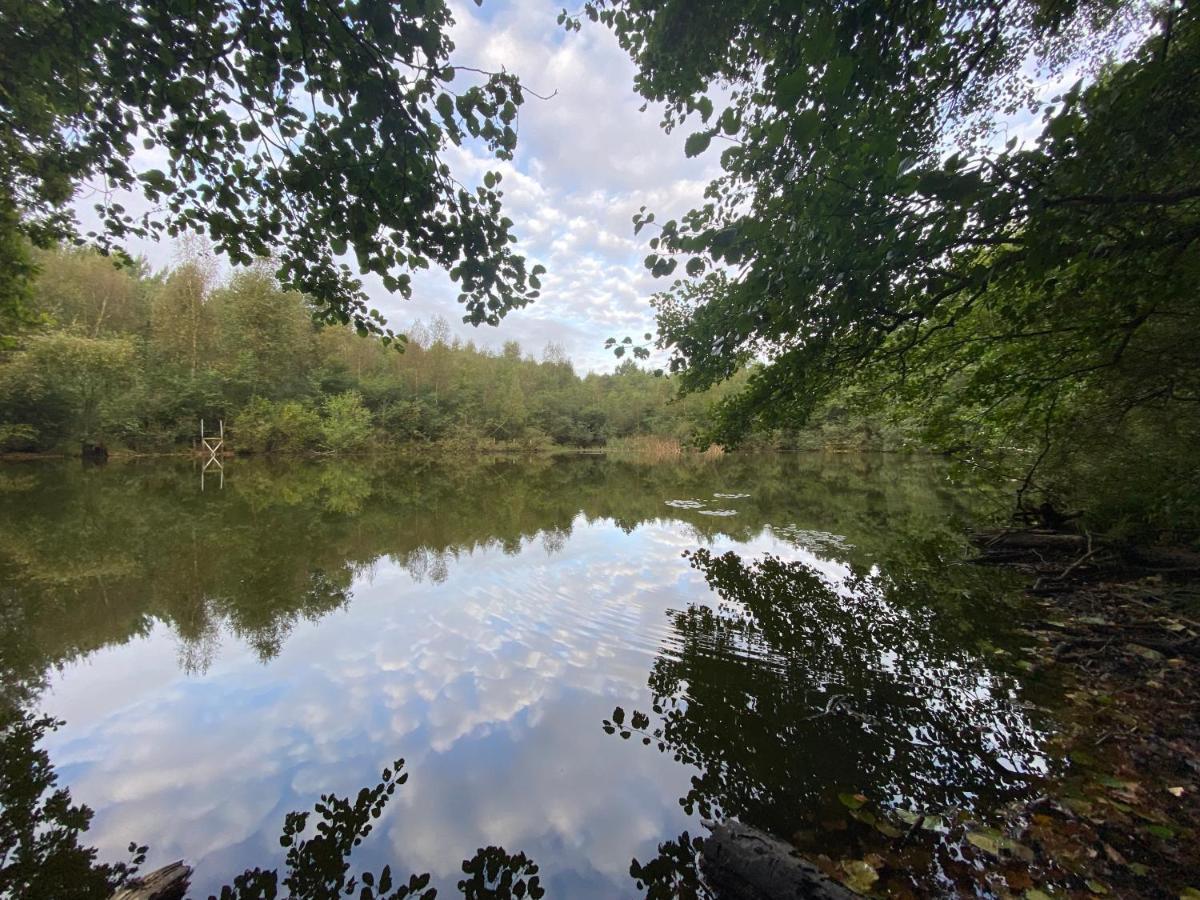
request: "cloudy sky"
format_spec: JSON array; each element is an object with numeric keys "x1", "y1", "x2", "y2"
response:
[
  {"x1": 77, "y1": 1, "x2": 716, "y2": 374},
  {"x1": 395, "y1": 1, "x2": 719, "y2": 371},
  {"x1": 73, "y1": 1, "x2": 1108, "y2": 373}
]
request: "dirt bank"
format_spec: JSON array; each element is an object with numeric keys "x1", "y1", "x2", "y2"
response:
[
  {"x1": 960, "y1": 530, "x2": 1200, "y2": 899},
  {"x1": 766, "y1": 531, "x2": 1200, "y2": 898}
]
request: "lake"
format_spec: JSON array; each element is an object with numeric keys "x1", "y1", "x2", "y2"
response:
[{"x1": 0, "y1": 453, "x2": 1056, "y2": 896}]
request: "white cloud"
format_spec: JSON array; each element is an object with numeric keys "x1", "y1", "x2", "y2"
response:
[
  {"x1": 69, "y1": 1, "x2": 715, "y2": 374},
  {"x1": 373, "y1": 1, "x2": 722, "y2": 371}
]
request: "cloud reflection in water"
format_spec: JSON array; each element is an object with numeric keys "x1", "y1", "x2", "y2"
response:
[{"x1": 2, "y1": 455, "x2": 1051, "y2": 897}]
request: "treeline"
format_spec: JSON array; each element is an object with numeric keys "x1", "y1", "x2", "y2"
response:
[
  {"x1": 0, "y1": 248, "x2": 679, "y2": 454},
  {"x1": 0, "y1": 247, "x2": 912, "y2": 457}
]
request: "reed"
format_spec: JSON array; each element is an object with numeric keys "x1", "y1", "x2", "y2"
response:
[{"x1": 605, "y1": 435, "x2": 685, "y2": 462}]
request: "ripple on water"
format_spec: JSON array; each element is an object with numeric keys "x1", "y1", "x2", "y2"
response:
[
  {"x1": 461, "y1": 560, "x2": 680, "y2": 665},
  {"x1": 768, "y1": 524, "x2": 854, "y2": 552},
  {"x1": 664, "y1": 499, "x2": 705, "y2": 509}
]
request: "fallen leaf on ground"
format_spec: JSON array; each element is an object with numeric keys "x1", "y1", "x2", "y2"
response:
[{"x1": 840, "y1": 859, "x2": 879, "y2": 894}]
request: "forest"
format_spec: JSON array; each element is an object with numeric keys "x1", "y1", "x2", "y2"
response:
[
  {"x1": 0, "y1": 246, "x2": 911, "y2": 458},
  {"x1": 1, "y1": 0, "x2": 1196, "y2": 538}
]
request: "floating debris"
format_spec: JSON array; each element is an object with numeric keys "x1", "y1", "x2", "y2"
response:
[
  {"x1": 770, "y1": 525, "x2": 854, "y2": 552},
  {"x1": 713, "y1": 492, "x2": 751, "y2": 499},
  {"x1": 665, "y1": 499, "x2": 706, "y2": 509},
  {"x1": 698, "y1": 509, "x2": 738, "y2": 517}
]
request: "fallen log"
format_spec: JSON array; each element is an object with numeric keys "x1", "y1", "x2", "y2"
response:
[
  {"x1": 971, "y1": 530, "x2": 1086, "y2": 551},
  {"x1": 111, "y1": 861, "x2": 191, "y2": 900},
  {"x1": 701, "y1": 821, "x2": 856, "y2": 900}
]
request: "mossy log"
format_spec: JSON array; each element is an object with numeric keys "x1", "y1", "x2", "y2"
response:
[
  {"x1": 970, "y1": 530, "x2": 1087, "y2": 550},
  {"x1": 701, "y1": 821, "x2": 856, "y2": 900}
]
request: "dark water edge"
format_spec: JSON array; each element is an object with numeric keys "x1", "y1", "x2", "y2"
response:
[{"x1": 0, "y1": 453, "x2": 1061, "y2": 897}]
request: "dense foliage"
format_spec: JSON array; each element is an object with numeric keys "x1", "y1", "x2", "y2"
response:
[
  {"x1": 0, "y1": 247, "x2": 785, "y2": 455},
  {"x1": 0, "y1": 0, "x2": 542, "y2": 341},
  {"x1": 576, "y1": 0, "x2": 1199, "y2": 535}
]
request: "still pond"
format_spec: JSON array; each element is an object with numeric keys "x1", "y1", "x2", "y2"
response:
[{"x1": 0, "y1": 453, "x2": 1057, "y2": 896}]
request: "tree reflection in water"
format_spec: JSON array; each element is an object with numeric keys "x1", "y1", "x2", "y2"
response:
[
  {"x1": 0, "y1": 705, "x2": 544, "y2": 900},
  {"x1": 607, "y1": 547, "x2": 1053, "y2": 894},
  {"x1": 0, "y1": 707, "x2": 146, "y2": 900},
  {"x1": 0, "y1": 455, "x2": 1046, "y2": 896}
]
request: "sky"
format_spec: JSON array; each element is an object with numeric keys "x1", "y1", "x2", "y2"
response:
[
  {"x1": 398, "y1": 1, "x2": 720, "y2": 371},
  {"x1": 70, "y1": 1, "x2": 1125, "y2": 374},
  {"x1": 422, "y1": 3, "x2": 1131, "y2": 373},
  {"x1": 74, "y1": 0, "x2": 717, "y2": 374}
]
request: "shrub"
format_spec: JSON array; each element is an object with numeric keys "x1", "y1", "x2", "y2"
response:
[
  {"x1": 234, "y1": 398, "x2": 322, "y2": 453},
  {"x1": 320, "y1": 391, "x2": 373, "y2": 453},
  {"x1": 0, "y1": 423, "x2": 38, "y2": 452}
]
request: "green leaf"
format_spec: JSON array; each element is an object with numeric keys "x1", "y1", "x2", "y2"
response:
[
  {"x1": 1047, "y1": 113, "x2": 1077, "y2": 142},
  {"x1": 823, "y1": 57, "x2": 854, "y2": 98},
  {"x1": 837, "y1": 792, "x2": 867, "y2": 810},
  {"x1": 684, "y1": 131, "x2": 713, "y2": 157},
  {"x1": 775, "y1": 68, "x2": 807, "y2": 105},
  {"x1": 874, "y1": 820, "x2": 903, "y2": 838},
  {"x1": 1126, "y1": 643, "x2": 1165, "y2": 661},
  {"x1": 792, "y1": 108, "x2": 821, "y2": 144},
  {"x1": 839, "y1": 859, "x2": 878, "y2": 894},
  {"x1": 966, "y1": 829, "x2": 1035, "y2": 862},
  {"x1": 848, "y1": 808, "x2": 876, "y2": 826}
]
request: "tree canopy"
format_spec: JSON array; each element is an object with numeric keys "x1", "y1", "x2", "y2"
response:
[
  {"x1": 568, "y1": 0, "x2": 1198, "y2": 528},
  {"x1": 0, "y1": 0, "x2": 544, "y2": 340}
]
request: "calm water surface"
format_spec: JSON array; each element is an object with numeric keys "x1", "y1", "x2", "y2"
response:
[{"x1": 0, "y1": 454, "x2": 1055, "y2": 896}]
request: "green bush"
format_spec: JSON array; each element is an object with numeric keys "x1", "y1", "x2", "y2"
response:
[
  {"x1": 0, "y1": 424, "x2": 38, "y2": 452},
  {"x1": 320, "y1": 391, "x2": 373, "y2": 453},
  {"x1": 234, "y1": 398, "x2": 322, "y2": 454}
]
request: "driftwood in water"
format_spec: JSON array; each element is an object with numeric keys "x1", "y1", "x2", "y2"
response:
[
  {"x1": 111, "y1": 861, "x2": 191, "y2": 900},
  {"x1": 701, "y1": 821, "x2": 856, "y2": 900},
  {"x1": 971, "y1": 530, "x2": 1086, "y2": 551}
]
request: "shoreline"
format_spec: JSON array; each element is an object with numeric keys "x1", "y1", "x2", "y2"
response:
[
  {"x1": 954, "y1": 531, "x2": 1200, "y2": 897},
  {"x1": 721, "y1": 530, "x2": 1200, "y2": 898},
  {"x1": 0, "y1": 445, "x2": 930, "y2": 464}
]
